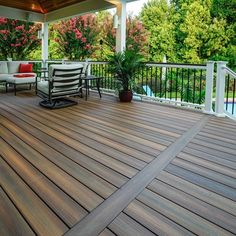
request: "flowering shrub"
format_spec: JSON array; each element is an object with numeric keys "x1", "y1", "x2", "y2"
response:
[
  {"x1": 101, "y1": 14, "x2": 148, "y2": 55},
  {"x1": 52, "y1": 15, "x2": 98, "y2": 60},
  {"x1": 0, "y1": 18, "x2": 41, "y2": 60}
]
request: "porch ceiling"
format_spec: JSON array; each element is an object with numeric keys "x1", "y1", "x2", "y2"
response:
[
  {"x1": 0, "y1": 0, "x2": 134, "y2": 22},
  {"x1": 0, "y1": 0, "x2": 87, "y2": 14}
]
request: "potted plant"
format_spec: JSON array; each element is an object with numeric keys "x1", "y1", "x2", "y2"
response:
[{"x1": 108, "y1": 50, "x2": 143, "y2": 102}]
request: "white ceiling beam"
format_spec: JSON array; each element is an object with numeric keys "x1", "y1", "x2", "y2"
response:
[{"x1": 0, "y1": 6, "x2": 44, "y2": 22}]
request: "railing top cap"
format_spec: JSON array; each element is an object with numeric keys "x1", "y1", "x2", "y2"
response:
[{"x1": 216, "y1": 61, "x2": 228, "y2": 64}]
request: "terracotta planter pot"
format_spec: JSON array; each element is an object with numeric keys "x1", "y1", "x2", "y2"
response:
[{"x1": 119, "y1": 90, "x2": 133, "y2": 102}]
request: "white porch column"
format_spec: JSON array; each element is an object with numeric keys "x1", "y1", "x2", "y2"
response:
[
  {"x1": 215, "y1": 61, "x2": 227, "y2": 116},
  {"x1": 42, "y1": 22, "x2": 49, "y2": 67},
  {"x1": 204, "y1": 61, "x2": 214, "y2": 113},
  {"x1": 115, "y1": 0, "x2": 126, "y2": 52}
]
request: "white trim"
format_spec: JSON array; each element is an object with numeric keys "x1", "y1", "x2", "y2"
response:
[
  {"x1": 224, "y1": 110, "x2": 236, "y2": 120},
  {"x1": 204, "y1": 61, "x2": 214, "y2": 113},
  {"x1": 45, "y1": 0, "x2": 114, "y2": 22},
  {"x1": 223, "y1": 66, "x2": 236, "y2": 79},
  {"x1": 42, "y1": 23, "x2": 49, "y2": 62},
  {"x1": 146, "y1": 63, "x2": 206, "y2": 70},
  {"x1": 0, "y1": 6, "x2": 44, "y2": 22},
  {"x1": 215, "y1": 61, "x2": 227, "y2": 116},
  {"x1": 115, "y1": 0, "x2": 126, "y2": 52}
]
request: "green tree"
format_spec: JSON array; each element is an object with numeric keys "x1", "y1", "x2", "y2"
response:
[
  {"x1": 177, "y1": 0, "x2": 231, "y2": 63},
  {"x1": 210, "y1": 0, "x2": 236, "y2": 68},
  {"x1": 141, "y1": 0, "x2": 176, "y2": 62}
]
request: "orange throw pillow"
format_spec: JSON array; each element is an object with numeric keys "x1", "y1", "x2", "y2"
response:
[{"x1": 19, "y1": 63, "x2": 33, "y2": 73}]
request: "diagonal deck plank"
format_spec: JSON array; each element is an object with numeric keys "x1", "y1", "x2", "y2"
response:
[
  {"x1": 65, "y1": 114, "x2": 209, "y2": 236},
  {"x1": 0, "y1": 187, "x2": 35, "y2": 236}
]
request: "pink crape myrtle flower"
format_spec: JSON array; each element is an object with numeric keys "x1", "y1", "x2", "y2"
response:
[
  {"x1": 0, "y1": 17, "x2": 7, "y2": 24},
  {"x1": 0, "y1": 29, "x2": 9, "y2": 34},
  {"x1": 15, "y1": 25, "x2": 24, "y2": 31},
  {"x1": 85, "y1": 43, "x2": 91, "y2": 49}
]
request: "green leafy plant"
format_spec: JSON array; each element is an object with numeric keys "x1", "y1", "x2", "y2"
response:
[
  {"x1": 108, "y1": 50, "x2": 143, "y2": 92},
  {"x1": 181, "y1": 84, "x2": 205, "y2": 104}
]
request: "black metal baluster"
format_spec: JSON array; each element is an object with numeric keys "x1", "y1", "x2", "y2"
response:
[
  {"x1": 226, "y1": 74, "x2": 230, "y2": 111},
  {"x1": 160, "y1": 67, "x2": 162, "y2": 98},
  {"x1": 170, "y1": 67, "x2": 173, "y2": 100},
  {"x1": 199, "y1": 69, "x2": 203, "y2": 104},
  {"x1": 187, "y1": 69, "x2": 190, "y2": 103},
  {"x1": 150, "y1": 66, "x2": 153, "y2": 97},
  {"x1": 145, "y1": 66, "x2": 148, "y2": 96},
  {"x1": 141, "y1": 66, "x2": 144, "y2": 95},
  {"x1": 193, "y1": 69, "x2": 196, "y2": 104},
  {"x1": 155, "y1": 67, "x2": 157, "y2": 97},
  {"x1": 181, "y1": 68, "x2": 184, "y2": 101},
  {"x1": 232, "y1": 78, "x2": 236, "y2": 114},
  {"x1": 176, "y1": 68, "x2": 179, "y2": 101},
  {"x1": 165, "y1": 67, "x2": 167, "y2": 99}
]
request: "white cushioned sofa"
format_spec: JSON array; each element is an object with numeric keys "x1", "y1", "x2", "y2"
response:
[{"x1": 0, "y1": 61, "x2": 36, "y2": 94}]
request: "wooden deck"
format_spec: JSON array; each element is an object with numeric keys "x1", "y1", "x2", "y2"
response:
[{"x1": 0, "y1": 90, "x2": 236, "y2": 236}]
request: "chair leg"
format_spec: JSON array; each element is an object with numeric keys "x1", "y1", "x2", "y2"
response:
[
  {"x1": 85, "y1": 80, "x2": 88, "y2": 101},
  {"x1": 97, "y1": 79, "x2": 102, "y2": 98},
  {"x1": 5, "y1": 83, "x2": 7, "y2": 93},
  {"x1": 14, "y1": 84, "x2": 16, "y2": 96}
]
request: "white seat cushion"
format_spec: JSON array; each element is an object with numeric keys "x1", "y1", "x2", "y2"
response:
[
  {"x1": 37, "y1": 81, "x2": 49, "y2": 94},
  {"x1": 0, "y1": 74, "x2": 8, "y2": 82},
  {"x1": 49, "y1": 64, "x2": 84, "y2": 80},
  {"x1": 37, "y1": 80, "x2": 80, "y2": 96},
  {"x1": 7, "y1": 74, "x2": 36, "y2": 84},
  {"x1": 0, "y1": 62, "x2": 8, "y2": 74}
]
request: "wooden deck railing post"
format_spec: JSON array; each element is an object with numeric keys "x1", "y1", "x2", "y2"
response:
[
  {"x1": 204, "y1": 61, "x2": 215, "y2": 113},
  {"x1": 215, "y1": 61, "x2": 227, "y2": 116}
]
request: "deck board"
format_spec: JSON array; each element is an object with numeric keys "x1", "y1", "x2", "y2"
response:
[
  {"x1": 0, "y1": 157, "x2": 68, "y2": 236},
  {"x1": 0, "y1": 92, "x2": 236, "y2": 236},
  {"x1": 0, "y1": 187, "x2": 36, "y2": 236},
  {"x1": 0, "y1": 138, "x2": 87, "y2": 227}
]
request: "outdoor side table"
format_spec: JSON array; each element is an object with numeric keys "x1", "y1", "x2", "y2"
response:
[
  {"x1": 37, "y1": 68, "x2": 48, "y2": 80},
  {"x1": 82, "y1": 75, "x2": 103, "y2": 100}
]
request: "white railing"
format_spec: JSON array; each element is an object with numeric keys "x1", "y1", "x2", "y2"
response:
[
  {"x1": 214, "y1": 62, "x2": 236, "y2": 119},
  {"x1": 215, "y1": 63, "x2": 236, "y2": 119},
  {"x1": 43, "y1": 60, "x2": 216, "y2": 112},
  {"x1": 11, "y1": 59, "x2": 234, "y2": 120}
]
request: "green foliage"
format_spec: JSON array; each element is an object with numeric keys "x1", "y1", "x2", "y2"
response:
[
  {"x1": 181, "y1": 85, "x2": 205, "y2": 104},
  {"x1": 0, "y1": 18, "x2": 41, "y2": 60},
  {"x1": 141, "y1": 0, "x2": 176, "y2": 61},
  {"x1": 211, "y1": 0, "x2": 236, "y2": 23},
  {"x1": 140, "y1": 0, "x2": 235, "y2": 68},
  {"x1": 108, "y1": 50, "x2": 143, "y2": 91},
  {"x1": 177, "y1": 0, "x2": 232, "y2": 63}
]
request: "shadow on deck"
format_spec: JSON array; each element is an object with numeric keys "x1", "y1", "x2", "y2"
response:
[{"x1": 0, "y1": 91, "x2": 236, "y2": 236}]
